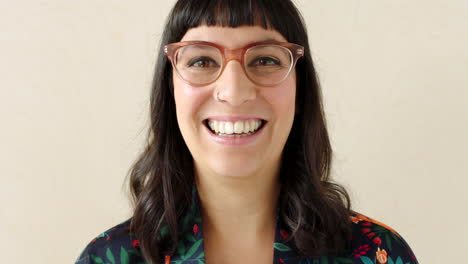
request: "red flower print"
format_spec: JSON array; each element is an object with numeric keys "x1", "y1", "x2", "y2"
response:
[
  {"x1": 361, "y1": 228, "x2": 371, "y2": 234},
  {"x1": 132, "y1": 239, "x2": 140, "y2": 247},
  {"x1": 361, "y1": 227, "x2": 376, "y2": 240},
  {"x1": 193, "y1": 224, "x2": 199, "y2": 235},
  {"x1": 106, "y1": 236, "x2": 111, "y2": 240},
  {"x1": 352, "y1": 244, "x2": 371, "y2": 257},
  {"x1": 280, "y1": 229, "x2": 289, "y2": 240},
  {"x1": 373, "y1": 237, "x2": 382, "y2": 246},
  {"x1": 362, "y1": 222, "x2": 371, "y2": 226},
  {"x1": 280, "y1": 258, "x2": 284, "y2": 263},
  {"x1": 354, "y1": 214, "x2": 401, "y2": 238}
]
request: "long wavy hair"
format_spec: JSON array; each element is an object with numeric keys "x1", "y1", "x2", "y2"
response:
[{"x1": 127, "y1": 0, "x2": 354, "y2": 263}]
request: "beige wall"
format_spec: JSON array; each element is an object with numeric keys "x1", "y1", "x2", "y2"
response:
[{"x1": 1, "y1": 0, "x2": 466, "y2": 263}]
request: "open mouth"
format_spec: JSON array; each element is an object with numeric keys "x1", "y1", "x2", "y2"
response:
[{"x1": 203, "y1": 119, "x2": 266, "y2": 137}]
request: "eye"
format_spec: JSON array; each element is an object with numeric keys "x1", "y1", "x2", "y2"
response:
[
  {"x1": 249, "y1": 56, "x2": 281, "y2": 67},
  {"x1": 187, "y1": 56, "x2": 219, "y2": 68}
]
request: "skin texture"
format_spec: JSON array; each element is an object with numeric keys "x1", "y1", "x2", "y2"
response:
[{"x1": 173, "y1": 26, "x2": 297, "y2": 264}]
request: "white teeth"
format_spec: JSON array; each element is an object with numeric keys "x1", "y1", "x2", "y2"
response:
[
  {"x1": 218, "y1": 122, "x2": 225, "y2": 134},
  {"x1": 209, "y1": 121, "x2": 215, "y2": 131},
  {"x1": 234, "y1": 121, "x2": 244, "y2": 134},
  {"x1": 243, "y1": 121, "x2": 250, "y2": 133},
  {"x1": 250, "y1": 120, "x2": 256, "y2": 132},
  {"x1": 207, "y1": 119, "x2": 263, "y2": 135},
  {"x1": 225, "y1": 122, "x2": 234, "y2": 134}
]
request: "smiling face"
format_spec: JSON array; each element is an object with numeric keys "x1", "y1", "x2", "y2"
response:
[{"x1": 173, "y1": 26, "x2": 296, "y2": 180}]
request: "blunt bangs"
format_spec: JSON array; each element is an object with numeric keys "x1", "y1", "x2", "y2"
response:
[{"x1": 167, "y1": 0, "x2": 306, "y2": 44}]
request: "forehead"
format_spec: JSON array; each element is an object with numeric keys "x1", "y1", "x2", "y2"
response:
[{"x1": 180, "y1": 26, "x2": 287, "y2": 49}]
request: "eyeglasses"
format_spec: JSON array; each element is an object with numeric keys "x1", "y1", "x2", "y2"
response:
[{"x1": 164, "y1": 41, "x2": 304, "y2": 87}]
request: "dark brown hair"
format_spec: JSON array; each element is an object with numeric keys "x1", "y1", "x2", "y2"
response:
[{"x1": 127, "y1": 0, "x2": 354, "y2": 263}]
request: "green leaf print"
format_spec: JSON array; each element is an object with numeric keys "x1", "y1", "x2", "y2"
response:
[
  {"x1": 189, "y1": 193, "x2": 197, "y2": 215},
  {"x1": 385, "y1": 233, "x2": 393, "y2": 251},
  {"x1": 373, "y1": 225, "x2": 387, "y2": 233},
  {"x1": 390, "y1": 232, "x2": 405, "y2": 247},
  {"x1": 181, "y1": 213, "x2": 191, "y2": 230},
  {"x1": 183, "y1": 239, "x2": 203, "y2": 260},
  {"x1": 388, "y1": 257, "x2": 394, "y2": 264},
  {"x1": 334, "y1": 257, "x2": 354, "y2": 263},
  {"x1": 96, "y1": 232, "x2": 108, "y2": 239},
  {"x1": 320, "y1": 256, "x2": 329, "y2": 264},
  {"x1": 90, "y1": 255, "x2": 105, "y2": 264},
  {"x1": 126, "y1": 249, "x2": 142, "y2": 257},
  {"x1": 106, "y1": 248, "x2": 116, "y2": 264},
  {"x1": 273, "y1": 242, "x2": 291, "y2": 252},
  {"x1": 396, "y1": 256, "x2": 404, "y2": 264},
  {"x1": 177, "y1": 241, "x2": 186, "y2": 256},
  {"x1": 158, "y1": 225, "x2": 169, "y2": 239},
  {"x1": 359, "y1": 256, "x2": 374, "y2": 264},
  {"x1": 120, "y1": 247, "x2": 129, "y2": 264},
  {"x1": 185, "y1": 233, "x2": 196, "y2": 242}
]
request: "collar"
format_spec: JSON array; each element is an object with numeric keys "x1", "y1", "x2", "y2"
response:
[{"x1": 166, "y1": 184, "x2": 302, "y2": 264}]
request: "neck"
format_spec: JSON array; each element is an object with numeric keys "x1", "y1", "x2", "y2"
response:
[{"x1": 195, "y1": 167, "x2": 281, "y2": 240}]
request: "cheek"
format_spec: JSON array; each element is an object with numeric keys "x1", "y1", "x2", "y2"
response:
[
  {"x1": 262, "y1": 77, "x2": 296, "y2": 118},
  {"x1": 173, "y1": 78, "x2": 211, "y2": 128}
]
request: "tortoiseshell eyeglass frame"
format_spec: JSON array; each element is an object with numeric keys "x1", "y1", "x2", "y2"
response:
[{"x1": 164, "y1": 41, "x2": 304, "y2": 87}]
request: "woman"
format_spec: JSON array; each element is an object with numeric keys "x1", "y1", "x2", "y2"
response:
[{"x1": 75, "y1": 0, "x2": 418, "y2": 264}]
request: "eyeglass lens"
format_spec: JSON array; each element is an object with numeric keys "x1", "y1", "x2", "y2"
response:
[{"x1": 174, "y1": 45, "x2": 293, "y2": 86}]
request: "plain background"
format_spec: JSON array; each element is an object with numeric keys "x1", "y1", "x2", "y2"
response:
[{"x1": 1, "y1": 0, "x2": 467, "y2": 263}]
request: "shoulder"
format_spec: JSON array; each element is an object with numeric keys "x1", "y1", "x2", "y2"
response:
[
  {"x1": 74, "y1": 218, "x2": 146, "y2": 264},
  {"x1": 346, "y1": 211, "x2": 419, "y2": 264}
]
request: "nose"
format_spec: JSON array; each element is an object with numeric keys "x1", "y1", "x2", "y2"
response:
[{"x1": 214, "y1": 60, "x2": 256, "y2": 106}]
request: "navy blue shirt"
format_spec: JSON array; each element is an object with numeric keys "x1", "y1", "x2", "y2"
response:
[{"x1": 75, "y1": 185, "x2": 418, "y2": 264}]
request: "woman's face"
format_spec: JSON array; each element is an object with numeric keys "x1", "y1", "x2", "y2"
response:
[{"x1": 173, "y1": 26, "x2": 296, "y2": 179}]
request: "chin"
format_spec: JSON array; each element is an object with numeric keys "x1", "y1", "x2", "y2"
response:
[
  {"x1": 208, "y1": 157, "x2": 263, "y2": 178},
  {"x1": 214, "y1": 168, "x2": 257, "y2": 178}
]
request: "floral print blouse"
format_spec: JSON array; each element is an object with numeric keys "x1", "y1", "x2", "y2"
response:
[{"x1": 75, "y1": 185, "x2": 418, "y2": 264}]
